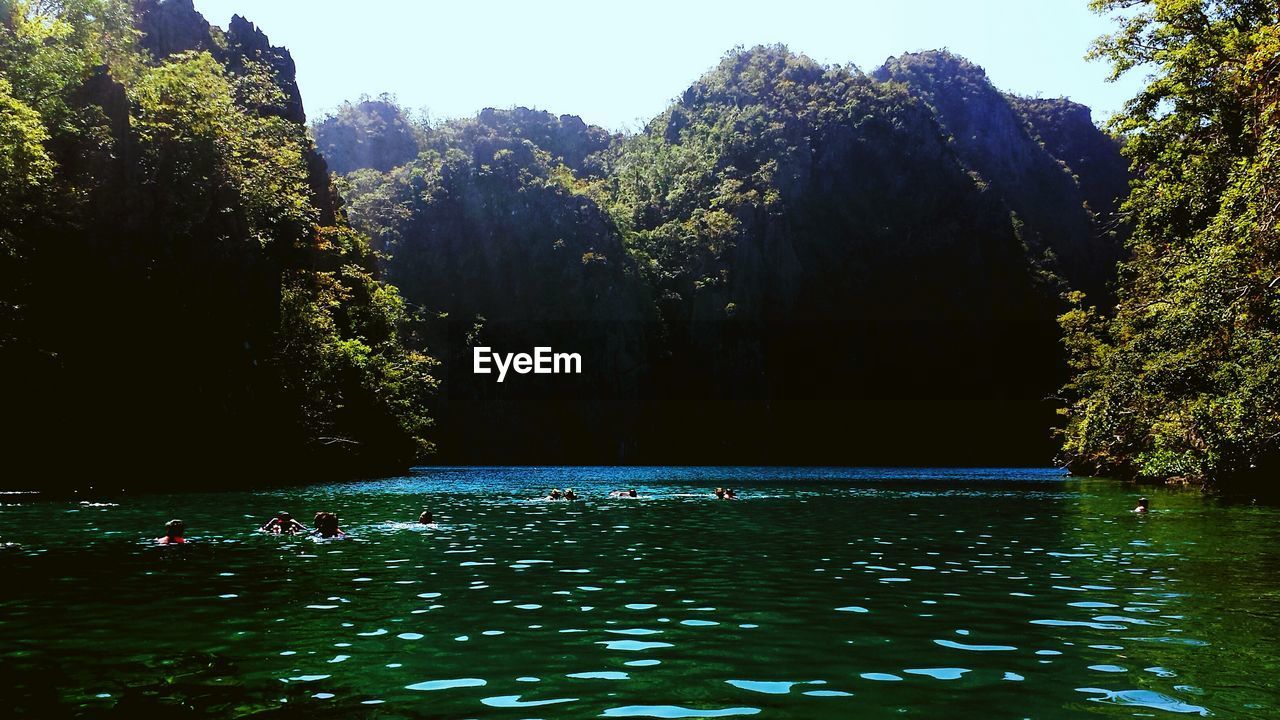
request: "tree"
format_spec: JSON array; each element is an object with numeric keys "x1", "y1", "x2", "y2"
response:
[
  {"x1": 1059, "y1": 0, "x2": 1280, "y2": 488},
  {"x1": 0, "y1": 0, "x2": 438, "y2": 487}
]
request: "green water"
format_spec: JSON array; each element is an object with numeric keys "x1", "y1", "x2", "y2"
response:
[{"x1": 1, "y1": 467, "x2": 1277, "y2": 719}]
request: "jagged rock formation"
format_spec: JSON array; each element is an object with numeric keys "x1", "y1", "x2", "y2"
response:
[
  {"x1": 1010, "y1": 96, "x2": 1131, "y2": 237},
  {"x1": 7, "y1": 0, "x2": 1134, "y2": 474},
  {"x1": 875, "y1": 51, "x2": 1123, "y2": 302},
  {"x1": 337, "y1": 110, "x2": 651, "y2": 461},
  {"x1": 328, "y1": 46, "x2": 1130, "y2": 464},
  {"x1": 133, "y1": 0, "x2": 210, "y2": 58},
  {"x1": 134, "y1": 0, "x2": 302, "y2": 121},
  {"x1": 607, "y1": 46, "x2": 1066, "y2": 463}
]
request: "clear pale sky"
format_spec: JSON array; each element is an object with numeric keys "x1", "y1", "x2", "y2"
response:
[{"x1": 190, "y1": 0, "x2": 1146, "y2": 131}]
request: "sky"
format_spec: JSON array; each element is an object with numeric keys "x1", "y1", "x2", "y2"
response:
[{"x1": 190, "y1": 0, "x2": 1147, "y2": 132}]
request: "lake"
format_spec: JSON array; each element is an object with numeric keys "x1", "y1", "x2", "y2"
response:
[{"x1": 1, "y1": 467, "x2": 1277, "y2": 718}]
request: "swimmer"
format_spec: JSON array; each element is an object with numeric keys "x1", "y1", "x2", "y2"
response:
[
  {"x1": 312, "y1": 511, "x2": 345, "y2": 538},
  {"x1": 1133, "y1": 497, "x2": 1149, "y2": 514},
  {"x1": 260, "y1": 511, "x2": 307, "y2": 534},
  {"x1": 418, "y1": 510, "x2": 434, "y2": 524},
  {"x1": 156, "y1": 519, "x2": 186, "y2": 545},
  {"x1": 609, "y1": 489, "x2": 638, "y2": 498},
  {"x1": 564, "y1": 489, "x2": 578, "y2": 501},
  {"x1": 714, "y1": 487, "x2": 726, "y2": 500},
  {"x1": 547, "y1": 489, "x2": 563, "y2": 501},
  {"x1": 724, "y1": 488, "x2": 737, "y2": 500}
]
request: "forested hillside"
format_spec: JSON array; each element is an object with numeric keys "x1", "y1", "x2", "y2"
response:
[
  {"x1": 335, "y1": 109, "x2": 653, "y2": 461},
  {"x1": 321, "y1": 46, "x2": 1129, "y2": 465},
  {"x1": 0, "y1": 0, "x2": 436, "y2": 487},
  {"x1": 21, "y1": 0, "x2": 1258, "y2": 484},
  {"x1": 876, "y1": 51, "x2": 1127, "y2": 303},
  {"x1": 1058, "y1": 0, "x2": 1280, "y2": 490}
]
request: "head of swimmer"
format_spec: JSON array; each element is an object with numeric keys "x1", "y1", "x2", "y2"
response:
[{"x1": 314, "y1": 511, "x2": 340, "y2": 535}]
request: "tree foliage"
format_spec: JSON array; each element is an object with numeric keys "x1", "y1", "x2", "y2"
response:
[
  {"x1": 331, "y1": 46, "x2": 1127, "y2": 465},
  {"x1": 333, "y1": 106, "x2": 652, "y2": 462},
  {"x1": 0, "y1": 0, "x2": 436, "y2": 487},
  {"x1": 311, "y1": 95, "x2": 424, "y2": 174},
  {"x1": 1059, "y1": 0, "x2": 1280, "y2": 488}
]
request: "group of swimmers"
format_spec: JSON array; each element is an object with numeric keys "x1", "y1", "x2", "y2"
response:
[
  {"x1": 542, "y1": 486, "x2": 742, "y2": 499},
  {"x1": 544, "y1": 488, "x2": 644, "y2": 500},
  {"x1": 155, "y1": 487, "x2": 738, "y2": 541},
  {"x1": 255, "y1": 510, "x2": 350, "y2": 538},
  {"x1": 155, "y1": 508, "x2": 435, "y2": 544},
  {"x1": 155, "y1": 492, "x2": 1148, "y2": 544},
  {"x1": 544, "y1": 488, "x2": 647, "y2": 500},
  {"x1": 545, "y1": 488, "x2": 734, "y2": 500}
]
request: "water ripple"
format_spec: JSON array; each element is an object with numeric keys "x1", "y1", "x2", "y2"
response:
[
  {"x1": 1076, "y1": 688, "x2": 1210, "y2": 715},
  {"x1": 480, "y1": 694, "x2": 577, "y2": 707},
  {"x1": 405, "y1": 678, "x2": 486, "y2": 691},
  {"x1": 933, "y1": 639, "x2": 1017, "y2": 652},
  {"x1": 602, "y1": 706, "x2": 761, "y2": 718}
]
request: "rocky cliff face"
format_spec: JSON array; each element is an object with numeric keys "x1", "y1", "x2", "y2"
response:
[
  {"x1": 132, "y1": 0, "x2": 336, "y2": 223},
  {"x1": 874, "y1": 51, "x2": 1126, "y2": 303},
  {"x1": 133, "y1": 0, "x2": 210, "y2": 58},
  {"x1": 326, "y1": 46, "x2": 1126, "y2": 464},
  {"x1": 607, "y1": 46, "x2": 1065, "y2": 463},
  {"x1": 223, "y1": 14, "x2": 306, "y2": 123},
  {"x1": 1, "y1": 1, "x2": 433, "y2": 486},
  {"x1": 1010, "y1": 96, "x2": 1131, "y2": 237},
  {"x1": 134, "y1": 0, "x2": 303, "y2": 122},
  {"x1": 337, "y1": 111, "x2": 653, "y2": 462}
]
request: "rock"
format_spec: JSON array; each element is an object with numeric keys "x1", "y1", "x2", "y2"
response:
[
  {"x1": 133, "y1": 0, "x2": 212, "y2": 58},
  {"x1": 224, "y1": 15, "x2": 306, "y2": 125},
  {"x1": 875, "y1": 50, "x2": 1122, "y2": 303}
]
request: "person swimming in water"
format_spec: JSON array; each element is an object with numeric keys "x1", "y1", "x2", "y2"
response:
[
  {"x1": 714, "y1": 487, "x2": 726, "y2": 500},
  {"x1": 564, "y1": 489, "x2": 578, "y2": 501},
  {"x1": 260, "y1": 511, "x2": 307, "y2": 535},
  {"x1": 156, "y1": 519, "x2": 186, "y2": 544},
  {"x1": 610, "y1": 489, "x2": 638, "y2": 498},
  {"x1": 312, "y1": 511, "x2": 345, "y2": 538},
  {"x1": 724, "y1": 488, "x2": 737, "y2": 500},
  {"x1": 547, "y1": 489, "x2": 563, "y2": 500},
  {"x1": 418, "y1": 509, "x2": 434, "y2": 524},
  {"x1": 1133, "y1": 497, "x2": 1149, "y2": 514}
]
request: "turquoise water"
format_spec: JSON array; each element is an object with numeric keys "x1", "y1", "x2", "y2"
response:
[{"x1": 1, "y1": 467, "x2": 1277, "y2": 718}]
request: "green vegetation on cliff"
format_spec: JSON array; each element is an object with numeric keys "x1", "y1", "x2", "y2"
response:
[
  {"x1": 1058, "y1": 0, "x2": 1280, "y2": 489},
  {"x1": 334, "y1": 108, "x2": 651, "y2": 461},
  {"x1": 602, "y1": 47, "x2": 1067, "y2": 463},
  {"x1": 24, "y1": 0, "x2": 1256, "y2": 481},
  {"x1": 321, "y1": 46, "x2": 1129, "y2": 465},
  {"x1": 875, "y1": 51, "x2": 1125, "y2": 303},
  {"x1": 0, "y1": 0, "x2": 436, "y2": 486}
]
